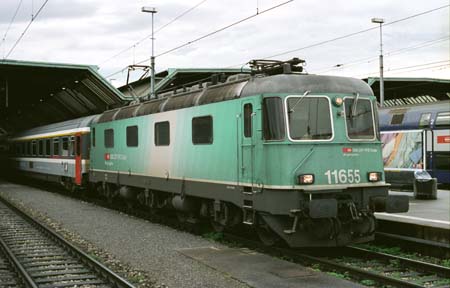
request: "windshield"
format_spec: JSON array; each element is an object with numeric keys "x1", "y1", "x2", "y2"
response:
[
  {"x1": 286, "y1": 96, "x2": 332, "y2": 140},
  {"x1": 344, "y1": 98, "x2": 375, "y2": 140}
]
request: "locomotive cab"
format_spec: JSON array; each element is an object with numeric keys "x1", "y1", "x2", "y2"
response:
[{"x1": 239, "y1": 73, "x2": 409, "y2": 247}]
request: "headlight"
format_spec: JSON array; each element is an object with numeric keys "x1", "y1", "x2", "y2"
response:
[
  {"x1": 334, "y1": 97, "x2": 343, "y2": 106},
  {"x1": 368, "y1": 172, "x2": 381, "y2": 182},
  {"x1": 298, "y1": 174, "x2": 314, "y2": 184}
]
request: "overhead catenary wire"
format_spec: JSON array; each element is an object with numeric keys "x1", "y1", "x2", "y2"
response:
[
  {"x1": 0, "y1": 0, "x2": 24, "y2": 53},
  {"x1": 99, "y1": 0, "x2": 210, "y2": 66},
  {"x1": 225, "y1": 4, "x2": 449, "y2": 68},
  {"x1": 315, "y1": 35, "x2": 450, "y2": 74},
  {"x1": 150, "y1": 0, "x2": 293, "y2": 59},
  {"x1": 104, "y1": 3, "x2": 448, "y2": 80},
  {"x1": 387, "y1": 63, "x2": 449, "y2": 75},
  {"x1": 3, "y1": 0, "x2": 50, "y2": 59},
  {"x1": 352, "y1": 59, "x2": 450, "y2": 78},
  {"x1": 104, "y1": 0, "x2": 294, "y2": 79}
]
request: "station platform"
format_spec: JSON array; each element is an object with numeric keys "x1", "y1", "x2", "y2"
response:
[
  {"x1": 376, "y1": 189, "x2": 450, "y2": 229},
  {"x1": 375, "y1": 189, "x2": 449, "y2": 253}
]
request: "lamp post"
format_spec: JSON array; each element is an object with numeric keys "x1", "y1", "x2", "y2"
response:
[
  {"x1": 371, "y1": 17, "x2": 384, "y2": 107},
  {"x1": 142, "y1": 6, "x2": 157, "y2": 100}
]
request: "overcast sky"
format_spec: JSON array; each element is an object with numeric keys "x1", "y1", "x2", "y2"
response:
[{"x1": 0, "y1": 0, "x2": 449, "y2": 86}]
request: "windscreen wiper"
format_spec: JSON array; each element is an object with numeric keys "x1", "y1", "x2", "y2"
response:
[
  {"x1": 350, "y1": 92, "x2": 360, "y2": 119},
  {"x1": 289, "y1": 90, "x2": 311, "y2": 113}
]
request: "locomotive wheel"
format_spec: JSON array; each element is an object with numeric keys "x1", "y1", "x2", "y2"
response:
[
  {"x1": 176, "y1": 212, "x2": 198, "y2": 225},
  {"x1": 210, "y1": 219, "x2": 225, "y2": 232},
  {"x1": 176, "y1": 212, "x2": 188, "y2": 223},
  {"x1": 256, "y1": 216, "x2": 281, "y2": 246}
]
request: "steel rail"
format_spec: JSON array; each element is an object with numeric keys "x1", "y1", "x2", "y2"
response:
[
  {"x1": 283, "y1": 248, "x2": 425, "y2": 288},
  {"x1": 0, "y1": 237, "x2": 38, "y2": 288},
  {"x1": 223, "y1": 233, "x2": 449, "y2": 288},
  {"x1": 0, "y1": 195, "x2": 135, "y2": 288},
  {"x1": 376, "y1": 231, "x2": 450, "y2": 251},
  {"x1": 345, "y1": 246, "x2": 450, "y2": 278}
]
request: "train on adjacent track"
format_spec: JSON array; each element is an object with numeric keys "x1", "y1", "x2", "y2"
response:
[
  {"x1": 379, "y1": 100, "x2": 450, "y2": 186},
  {"x1": 8, "y1": 59, "x2": 408, "y2": 247}
]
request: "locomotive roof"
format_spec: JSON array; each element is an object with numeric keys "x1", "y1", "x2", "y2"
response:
[
  {"x1": 95, "y1": 73, "x2": 374, "y2": 124},
  {"x1": 240, "y1": 74, "x2": 373, "y2": 96}
]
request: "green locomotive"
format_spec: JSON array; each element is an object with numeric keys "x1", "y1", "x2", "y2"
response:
[
  {"x1": 9, "y1": 60, "x2": 408, "y2": 247},
  {"x1": 88, "y1": 60, "x2": 409, "y2": 247}
]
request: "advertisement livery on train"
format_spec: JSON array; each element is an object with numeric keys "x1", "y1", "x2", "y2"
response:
[
  {"x1": 379, "y1": 100, "x2": 450, "y2": 186},
  {"x1": 8, "y1": 65, "x2": 409, "y2": 247}
]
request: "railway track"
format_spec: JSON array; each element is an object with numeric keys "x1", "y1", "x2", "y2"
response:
[
  {"x1": 0, "y1": 247, "x2": 23, "y2": 288},
  {"x1": 0, "y1": 196, "x2": 135, "y2": 288},
  {"x1": 224, "y1": 233, "x2": 450, "y2": 288},
  {"x1": 4, "y1": 180, "x2": 449, "y2": 287}
]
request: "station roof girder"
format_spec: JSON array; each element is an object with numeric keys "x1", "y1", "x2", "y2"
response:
[
  {"x1": 365, "y1": 77, "x2": 450, "y2": 104},
  {"x1": 0, "y1": 59, "x2": 130, "y2": 135},
  {"x1": 120, "y1": 67, "x2": 249, "y2": 99}
]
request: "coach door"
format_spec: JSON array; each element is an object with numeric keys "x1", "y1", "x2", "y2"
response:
[
  {"x1": 74, "y1": 133, "x2": 82, "y2": 185},
  {"x1": 240, "y1": 100, "x2": 256, "y2": 190}
]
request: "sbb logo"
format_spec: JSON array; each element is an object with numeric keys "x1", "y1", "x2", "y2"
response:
[{"x1": 342, "y1": 147, "x2": 353, "y2": 153}]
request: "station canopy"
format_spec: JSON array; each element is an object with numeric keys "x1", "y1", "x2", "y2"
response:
[
  {"x1": 365, "y1": 77, "x2": 450, "y2": 107},
  {"x1": 0, "y1": 59, "x2": 130, "y2": 136},
  {"x1": 119, "y1": 68, "x2": 248, "y2": 99}
]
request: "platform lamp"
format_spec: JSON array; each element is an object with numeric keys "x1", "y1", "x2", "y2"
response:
[
  {"x1": 142, "y1": 6, "x2": 157, "y2": 100},
  {"x1": 371, "y1": 17, "x2": 385, "y2": 107}
]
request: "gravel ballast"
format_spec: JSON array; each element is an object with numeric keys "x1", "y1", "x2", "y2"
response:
[{"x1": 0, "y1": 181, "x2": 249, "y2": 288}]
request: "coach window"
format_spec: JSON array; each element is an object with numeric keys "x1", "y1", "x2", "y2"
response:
[
  {"x1": 155, "y1": 122, "x2": 169, "y2": 146},
  {"x1": 45, "y1": 139, "x2": 51, "y2": 156},
  {"x1": 15, "y1": 143, "x2": 20, "y2": 155},
  {"x1": 105, "y1": 129, "x2": 114, "y2": 148},
  {"x1": 126, "y1": 125, "x2": 139, "y2": 147},
  {"x1": 23, "y1": 142, "x2": 28, "y2": 155},
  {"x1": 244, "y1": 103, "x2": 253, "y2": 138},
  {"x1": 61, "y1": 137, "x2": 69, "y2": 157},
  {"x1": 38, "y1": 140, "x2": 43, "y2": 156},
  {"x1": 263, "y1": 97, "x2": 285, "y2": 140},
  {"x1": 28, "y1": 141, "x2": 32, "y2": 156},
  {"x1": 31, "y1": 140, "x2": 37, "y2": 156},
  {"x1": 434, "y1": 152, "x2": 450, "y2": 172},
  {"x1": 390, "y1": 114, "x2": 404, "y2": 125},
  {"x1": 53, "y1": 138, "x2": 59, "y2": 156},
  {"x1": 192, "y1": 116, "x2": 213, "y2": 144},
  {"x1": 435, "y1": 112, "x2": 450, "y2": 127},
  {"x1": 69, "y1": 136, "x2": 75, "y2": 156},
  {"x1": 418, "y1": 113, "x2": 431, "y2": 128}
]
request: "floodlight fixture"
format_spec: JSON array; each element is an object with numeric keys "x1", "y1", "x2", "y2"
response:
[
  {"x1": 141, "y1": 7, "x2": 157, "y2": 13},
  {"x1": 371, "y1": 18, "x2": 384, "y2": 24}
]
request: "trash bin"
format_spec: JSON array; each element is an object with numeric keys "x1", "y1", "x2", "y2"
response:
[{"x1": 413, "y1": 170, "x2": 437, "y2": 200}]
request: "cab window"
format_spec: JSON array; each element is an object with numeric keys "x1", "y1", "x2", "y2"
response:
[{"x1": 263, "y1": 97, "x2": 285, "y2": 140}]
